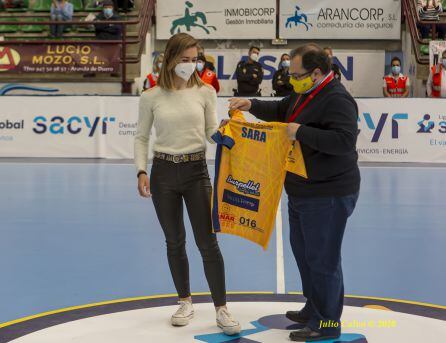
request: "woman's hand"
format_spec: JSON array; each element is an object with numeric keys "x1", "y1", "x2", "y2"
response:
[
  {"x1": 219, "y1": 119, "x2": 229, "y2": 128},
  {"x1": 228, "y1": 98, "x2": 252, "y2": 111},
  {"x1": 137, "y1": 173, "x2": 151, "y2": 198}
]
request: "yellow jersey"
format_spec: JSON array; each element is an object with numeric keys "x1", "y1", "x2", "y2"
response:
[{"x1": 211, "y1": 110, "x2": 307, "y2": 250}]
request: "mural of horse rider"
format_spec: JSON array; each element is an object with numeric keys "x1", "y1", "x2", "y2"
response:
[
  {"x1": 286, "y1": 6, "x2": 313, "y2": 32},
  {"x1": 170, "y1": 1, "x2": 216, "y2": 35}
]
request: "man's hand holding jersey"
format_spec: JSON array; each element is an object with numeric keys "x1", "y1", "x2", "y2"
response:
[{"x1": 228, "y1": 98, "x2": 301, "y2": 141}]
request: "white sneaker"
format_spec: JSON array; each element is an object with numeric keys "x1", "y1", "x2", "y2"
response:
[
  {"x1": 171, "y1": 300, "x2": 194, "y2": 326},
  {"x1": 216, "y1": 307, "x2": 241, "y2": 335}
]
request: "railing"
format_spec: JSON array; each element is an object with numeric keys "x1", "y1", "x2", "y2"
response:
[
  {"x1": 402, "y1": 0, "x2": 446, "y2": 64},
  {"x1": 0, "y1": 0, "x2": 155, "y2": 93}
]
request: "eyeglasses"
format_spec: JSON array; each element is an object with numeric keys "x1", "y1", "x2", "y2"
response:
[{"x1": 289, "y1": 71, "x2": 312, "y2": 80}]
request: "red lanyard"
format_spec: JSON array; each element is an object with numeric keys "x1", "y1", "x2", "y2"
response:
[{"x1": 288, "y1": 72, "x2": 335, "y2": 123}]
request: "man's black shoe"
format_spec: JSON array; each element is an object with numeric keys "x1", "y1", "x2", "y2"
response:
[
  {"x1": 289, "y1": 326, "x2": 340, "y2": 342},
  {"x1": 285, "y1": 310, "x2": 310, "y2": 324}
]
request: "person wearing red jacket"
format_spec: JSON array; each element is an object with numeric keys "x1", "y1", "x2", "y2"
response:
[
  {"x1": 383, "y1": 57, "x2": 410, "y2": 98},
  {"x1": 143, "y1": 53, "x2": 164, "y2": 91},
  {"x1": 196, "y1": 54, "x2": 220, "y2": 93}
]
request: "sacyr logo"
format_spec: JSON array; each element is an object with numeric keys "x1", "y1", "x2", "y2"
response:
[
  {"x1": 358, "y1": 113, "x2": 408, "y2": 143},
  {"x1": 32, "y1": 116, "x2": 116, "y2": 137},
  {"x1": 285, "y1": 5, "x2": 313, "y2": 31},
  {"x1": 417, "y1": 114, "x2": 435, "y2": 133},
  {"x1": 0, "y1": 47, "x2": 21, "y2": 72},
  {"x1": 170, "y1": 1, "x2": 216, "y2": 35}
]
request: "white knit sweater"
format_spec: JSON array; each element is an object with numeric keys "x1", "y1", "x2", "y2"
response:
[{"x1": 134, "y1": 84, "x2": 218, "y2": 172}]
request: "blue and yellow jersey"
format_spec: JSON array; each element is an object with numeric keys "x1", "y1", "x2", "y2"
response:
[{"x1": 211, "y1": 110, "x2": 307, "y2": 250}]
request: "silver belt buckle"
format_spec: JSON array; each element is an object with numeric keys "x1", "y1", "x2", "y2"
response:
[{"x1": 173, "y1": 155, "x2": 182, "y2": 163}]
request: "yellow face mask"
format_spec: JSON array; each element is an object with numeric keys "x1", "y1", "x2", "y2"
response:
[{"x1": 289, "y1": 75, "x2": 314, "y2": 94}]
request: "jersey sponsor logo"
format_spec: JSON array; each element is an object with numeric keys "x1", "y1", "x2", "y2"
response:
[
  {"x1": 226, "y1": 175, "x2": 261, "y2": 196},
  {"x1": 222, "y1": 189, "x2": 259, "y2": 212},
  {"x1": 218, "y1": 213, "x2": 235, "y2": 223},
  {"x1": 241, "y1": 127, "x2": 267, "y2": 142}
]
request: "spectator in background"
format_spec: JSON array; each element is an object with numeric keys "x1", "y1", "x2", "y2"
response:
[
  {"x1": 95, "y1": 0, "x2": 133, "y2": 12},
  {"x1": 383, "y1": 57, "x2": 410, "y2": 98},
  {"x1": 196, "y1": 54, "x2": 220, "y2": 93},
  {"x1": 50, "y1": 0, "x2": 73, "y2": 38},
  {"x1": 94, "y1": 0, "x2": 122, "y2": 40},
  {"x1": 418, "y1": 0, "x2": 443, "y2": 20},
  {"x1": 427, "y1": 49, "x2": 446, "y2": 98},
  {"x1": 197, "y1": 45, "x2": 215, "y2": 72},
  {"x1": 235, "y1": 46, "x2": 264, "y2": 96},
  {"x1": 417, "y1": 0, "x2": 446, "y2": 39},
  {"x1": 3, "y1": 0, "x2": 25, "y2": 9},
  {"x1": 272, "y1": 53, "x2": 293, "y2": 97},
  {"x1": 143, "y1": 53, "x2": 163, "y2": 91},
  {"x1": 324, "y1": 47, "x2": 342, "y2": 81}
]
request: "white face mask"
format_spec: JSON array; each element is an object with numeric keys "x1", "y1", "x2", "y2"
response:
[
  {"x1": 250, "y1": 53, "x2": 259, "y2": 62},
  {"x1": 157, "y1": 62, "x2": 163, "y2": 70},
  {"x1": 174, "y1": 62, "x2": 196, "y2": 81}
]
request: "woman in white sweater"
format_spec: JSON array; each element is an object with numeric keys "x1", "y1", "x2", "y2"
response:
[{"x1": 134, "y1": 33, "x2": 240, "y2": 336}]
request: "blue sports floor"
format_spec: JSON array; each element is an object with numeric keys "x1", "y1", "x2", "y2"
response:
[{"x1": 0, "y1": 160, "x2": 445, "y2": 325}]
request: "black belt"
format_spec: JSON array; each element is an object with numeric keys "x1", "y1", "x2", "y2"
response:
[{"x1": 154, "y1": 151, "x2": 206, "y2": 163}]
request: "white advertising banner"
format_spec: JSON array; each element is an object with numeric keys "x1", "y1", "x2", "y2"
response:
[
  {"x1": 0, "y1": 97, "x2": 138, "y2": 159},
  {"x1": 206, "y1": 49, "x2": 385, "y2": 98},
  {"x1": 1, "y1": 97, "x2": 446, "y2": 163},
  {"x1": 356, "y1": 98, "x2": 446, "y2": 163},
  {"x1": 429, "y1": 40, "x2": 446, "y2": 68},
  {"x1": 279, "y1": 0, "x2": 401, "y2": 40},
  {"x1": 156, "y1": 0, "x2": 276, "y2": 40}
]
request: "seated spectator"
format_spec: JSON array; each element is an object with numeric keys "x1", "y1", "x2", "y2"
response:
[
  {"x1": 50, "y1": 0, "x2": 74, "y2": 38},
  {"x1": 272, "y1": 53, "x2": 293, "y2": 97},
  {"x1": 3, "y1": 0, "x2": 25, "y2": 9},
  {"x1": 196, "y1": 54, "x2": 220, "y2": 93},
  {"x1": 427, "y1": 49, "x2": 446, "y2": 98},
  {"x1": 418, "y1": 0, "x2": 443, "y2": 20},
  {"x1": 143, "y1": 53, "x2": 163, "y2": 90},
  {"x1": 417, "y1": 0, "x2": 446, "y2": 39},
  {"x1": 95, "y1": 0, "x2": 133, "y2": 12},
  {"x1": 383, "y1": 57, "x2": 410, "y2": 98},
  {"x1": 94, "y1": 0, "x2": 122, "y2": 40}
]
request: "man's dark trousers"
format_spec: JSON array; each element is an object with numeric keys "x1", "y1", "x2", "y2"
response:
[{"x1": 288, "y1": 192, "x2": 359, "y2": 336}]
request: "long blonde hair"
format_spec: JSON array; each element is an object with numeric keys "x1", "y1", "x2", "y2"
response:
[{"x1": 158, "y1": 33, "x2": 204, "y2": 90}]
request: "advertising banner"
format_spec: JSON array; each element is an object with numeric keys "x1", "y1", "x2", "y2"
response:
[
  {"x1": 279, "y1": 0, "x2": 401, "y2": 40},
  {"x1": 356, "y1": 98, "x2": 446, "y2": 162},
  {"x1": 1, "y1": 97, "x2": 446, "y2": 163},
  {"x1": 0, "y1": 45, "x2": 120, "y2": 74},
  {"x1": 156, "y1": 0, "x2": 276, "y2": 39},
  {"x1": 205, "y1": 49, "x2": 385, "y2": 98}
]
